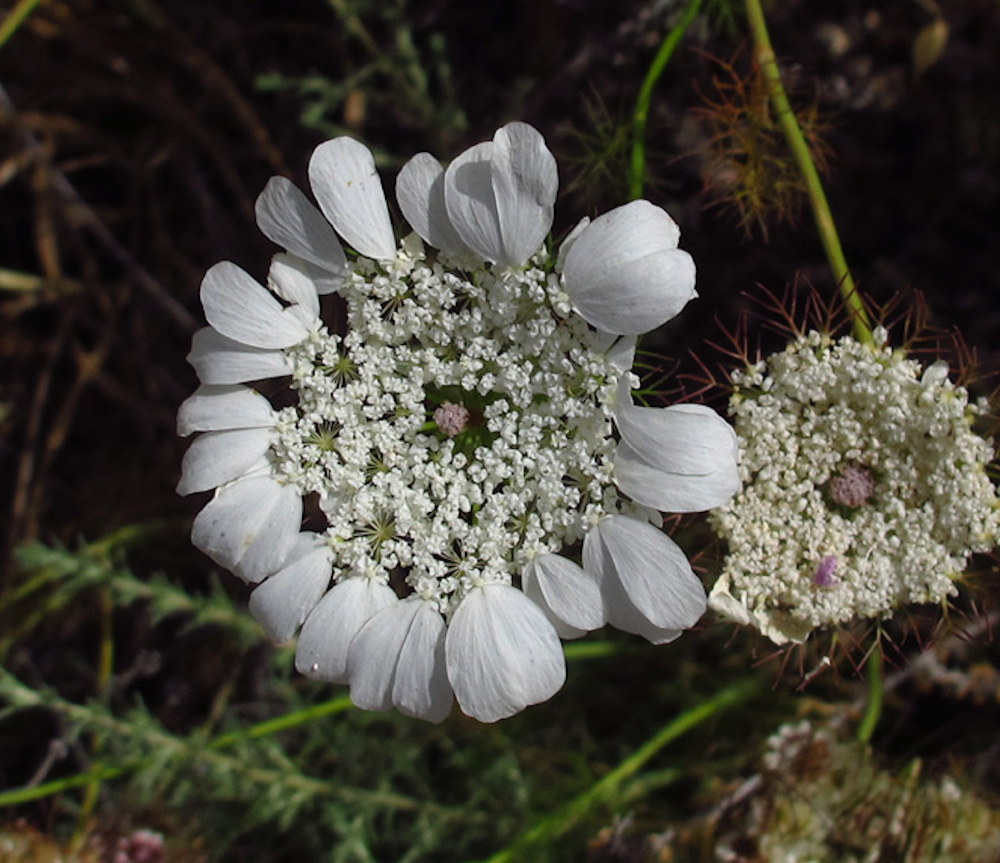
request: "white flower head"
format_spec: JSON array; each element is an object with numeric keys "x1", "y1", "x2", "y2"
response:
[
  {"x1": 178, "y1": 123, "x2": 738, "y2": 722},
  {"x1": 710, "y1": 329, "x2": 1000, "y2": 644}
]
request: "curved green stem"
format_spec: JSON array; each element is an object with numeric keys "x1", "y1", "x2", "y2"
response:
[
  {"x1": 629, "y1": 0, "x2": 704, "y2": 200},
  {"x1": 0, "y1": 0, "x2": 43, "y2": 55},
  {"x1": 744, "y1": 0, "x2": 873, "y2": 344},
  {"x1": 471, "y1": 680, "x2": 756, "y2": 863},
  {"x1": 856, "y1": 650, "x2": 884, "y2": 744}
]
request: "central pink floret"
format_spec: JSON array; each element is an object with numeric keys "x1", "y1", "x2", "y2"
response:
[
  {"x1": 829, "y1": 463, "x2": 875, "y2": 508},
  {"x1": 434, "y1": 401, "x2": 470, "y2": 437}
]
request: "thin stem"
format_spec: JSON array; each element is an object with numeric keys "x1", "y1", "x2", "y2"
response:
[
  {"x1": 471, "y1": 680, "x2": 756, "y2": 863},
  {"x1": 744, "y1": 0, "x2": 873, "y2": 345},
  {"x1": 856, "y1": 650, "x2": 884, "y2": 744},
  {"x1": 0, "y1": 0, "x2": 43, "y2": 54},
  {"x1": 629, "y1": 0, "x2": 704, "y2": 200}
]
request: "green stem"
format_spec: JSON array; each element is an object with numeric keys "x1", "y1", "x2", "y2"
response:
[
  {"x1": 856, "y1": 650, "x2": 884, "y2": 744},
  {"x1": 744, "y1": 0, "x2": 873, "y2": 345},
  {"x1": 629, "y1": 0, "x2": 704, "y2": 200},
  {"x1": 470, "y1": 680, "x2": 756, "y2": 863},
  {"x1": 0, "y1": 0, "x2": 43, "y2": 54}
]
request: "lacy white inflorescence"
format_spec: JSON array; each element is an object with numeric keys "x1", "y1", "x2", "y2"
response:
[
  {"x1": 177, "y1": 122, "x2": 740, "y2": 722},
  {"x1": 710, "y1": 328, "x2": 1000, "y2": 644}
]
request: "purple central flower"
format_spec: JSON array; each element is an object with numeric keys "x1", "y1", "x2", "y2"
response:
[{"x1": 433, "y1": 401, "x2": 470, "y2": 437}]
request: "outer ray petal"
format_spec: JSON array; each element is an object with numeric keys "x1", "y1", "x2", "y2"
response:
[
  {"x1": 521, "y1": 553, "x2": 604, "y2": 638},
  {"x1": 347, "y1": 598, "x2": 452, "y2": 722},
  {"x1": 177, "y1": 428, "x2": 272, "y2": 495},
  {"x1": 268, "y1": 254, "x2": 321, "y2": 319},
  {"x1": 191, "y1": 475, "x2": 301, "y2": 583},
  {"x1": 589, "y1": 515, "x2": 706, "y2": 631},
  {"x1": 187, "y1": 328, "x2": 292, "y2": 385},
  {"x1": 615, "y1": 379, "x2": 739, "y2": 476},
  {"x1": 249, "y1": 534, "x2": 333, "y2": 643},
  {"x1": 177, "y1": 385, "x2": 276, "y2": 437},
  {"x1": 562, "y1": 201, "x2": 696, "y2": 335},
  {"x1": 255, "y1": 176, "x2": 348, "y2": 275},
  {"x1": 445, "y1": 584, "x2": 565, "y2": 722},
  {"x1": 348, "y1": 599, "x2": 417, "y2": 711},
  {"x1": 295, "y1": 577, "x2": 397, "y2": 683},
  {"x1": 582, "y1": 524, "x2": 684, "y2": 644},
  {"x1": 443, "y1": 142, "x2": 504, "y2": 263},
  {"x1": 393, "y1": 602, "x2": 451, "y2": 722},
  {"x1": 308, "y1": 137, "x2": 396, "y2": 260},
  {"x1": 201, "y1": 262, "x2": 311, "y2": 349},
  {"x1": 395, "y1": 153, "x2": 466, "y2": 254},
  {"x1": 614, "y1": 440, "x2": 741, "y2": 512},
  {"x1": 490, "y1": 122, "x2": 557, "y2": 266}
]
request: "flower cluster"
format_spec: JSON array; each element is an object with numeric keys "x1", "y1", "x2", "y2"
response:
[
  {"x1": 178, "y1": 123, "x2": 739, "y2": 721},
  {"x1": 710, "y1": 328, "x2": 1000, "y2": 643}
]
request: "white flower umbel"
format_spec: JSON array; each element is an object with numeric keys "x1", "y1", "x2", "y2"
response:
[
  {"x1": 178, "y1": 122, "x2": 739, "y2": 722},
  {"x1": 710, "y1": 329, "x2": 1000, "y2": 644}
]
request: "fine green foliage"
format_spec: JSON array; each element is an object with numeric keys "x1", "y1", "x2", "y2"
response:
[{"x1": 256, "y1": 0, "x2": 467, "y2": 155}]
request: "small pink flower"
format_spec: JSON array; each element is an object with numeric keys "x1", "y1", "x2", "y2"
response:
[
  {"x1": 114, "y1": 830, "x2": 165, "y2": 863},
  {"x1": 829, "y1": 463, "x2": 874, "y2": 508},
  {"x1": 433, "y1": 401, "x2": 470, "y2": 437},
  {"x1": 814, "y1": 554, "x2": 837, "y2": 587}
]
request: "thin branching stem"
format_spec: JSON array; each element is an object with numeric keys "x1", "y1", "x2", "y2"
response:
[
  {"x1": 629, "y1": 0, "x2": 705, "y2": 200},
  {"x1": 0, "y1": 671, "x2": 446, "y2": 814},
  {"x1": 744, "y1": 0, "x2": 873, "y2": 344}
]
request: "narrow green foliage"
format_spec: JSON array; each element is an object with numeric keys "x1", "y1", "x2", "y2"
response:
[
  {"x1": 256, "y1": 0, "x2": 467, "y2": 153},
  {"x1": 6, "y1": 539, "x2": 266, "y2": 655}
]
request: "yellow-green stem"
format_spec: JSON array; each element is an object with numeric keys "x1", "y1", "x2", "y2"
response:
[
  {"x1": 629, "y1": 0, "x2": 704, "y2": 200},
  {"x1": 470, "y1": 680, "x2": 756, "y2": 863},
  {"x1": 744, "y1": 0, "x2": 873, "y2": 345},
  {"x1": 856, "y1": 650, "x2": 884, "y2": 744},
  {"x1": 0, "y1": 0, "x2": 43, "y2": 54}
]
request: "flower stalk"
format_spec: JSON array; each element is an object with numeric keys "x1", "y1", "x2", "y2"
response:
[
  {"x1": 629, "y1": 0, "x2": 704, "y2": 200},
  {"x1": 744, "y1": 0, "x2": 873, "y2": 345}
]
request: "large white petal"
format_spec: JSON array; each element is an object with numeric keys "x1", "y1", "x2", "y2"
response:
[
  {"x1": 268, "y1": 254, "x2": 321, "y2": 319},
  {"x1": 587, "y1": 515, "x2": 706, "y2": 631},
  {"x1": 393, "y1": 602, "x2": 451, "y2": 723},
  {"x1": 582, "y1": 523, "x2": 684, "y2": 644},
  {"x1": 395, "y1": 153, "x2": 465, "y2": 254},
  {"x1": 295, "y1": 577, "x2": 397, "y2": 683},
  {"x1": 249, "y1": 533, "x2": 333, "y2": 643},
  {"x1": 562, "y1": 201, "x2": 696, "y2": 335},
  {"x1": 308, "y1": 137, "x2": 396, "y2": 260},
  {"x1": 201, "y1": 262, "x2": 311, "y2": 349},
  {"x1": 347, "y1": 598, "x2": 452, "y2": 722},
  {"x1": 614, "y1": 440, "x2": 740, "y2": 513},
  {"x1": 348, "y1": 599, "x2": 419, "y2": 711},
  {"x1": 187, "y1": 328, "x2": 292, "y2": 385},
  {"x1": 177, "y1": 428, "x2": 272, "y2": 496},
  {"x1": 521, "y1": 553, "x2": 604, "y2": 638},
  {"x1": 607, "y1": 517, "x2": 706, "y2": 628},
  {"x1": 490, "y1": 122, "x2": 557, "y2": 266},
  {"x1": 191, "y1": 475, "x2": 301, "y2": 583},
  {"x1": 615, "y1": 380, "x2": 738, "y2": 476},
  {"x1": 177, "y1": 385, "x2": 276, "y2": 437},
  {"x1": 255, "y1": 175, "x2": 347, "y2": 275},
  {"x1": 443, "y1": 141, "x2": 504, "y2": 264},
  {"x1": 445, "y1": 584, "x2": 565, "y2": 722}
]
